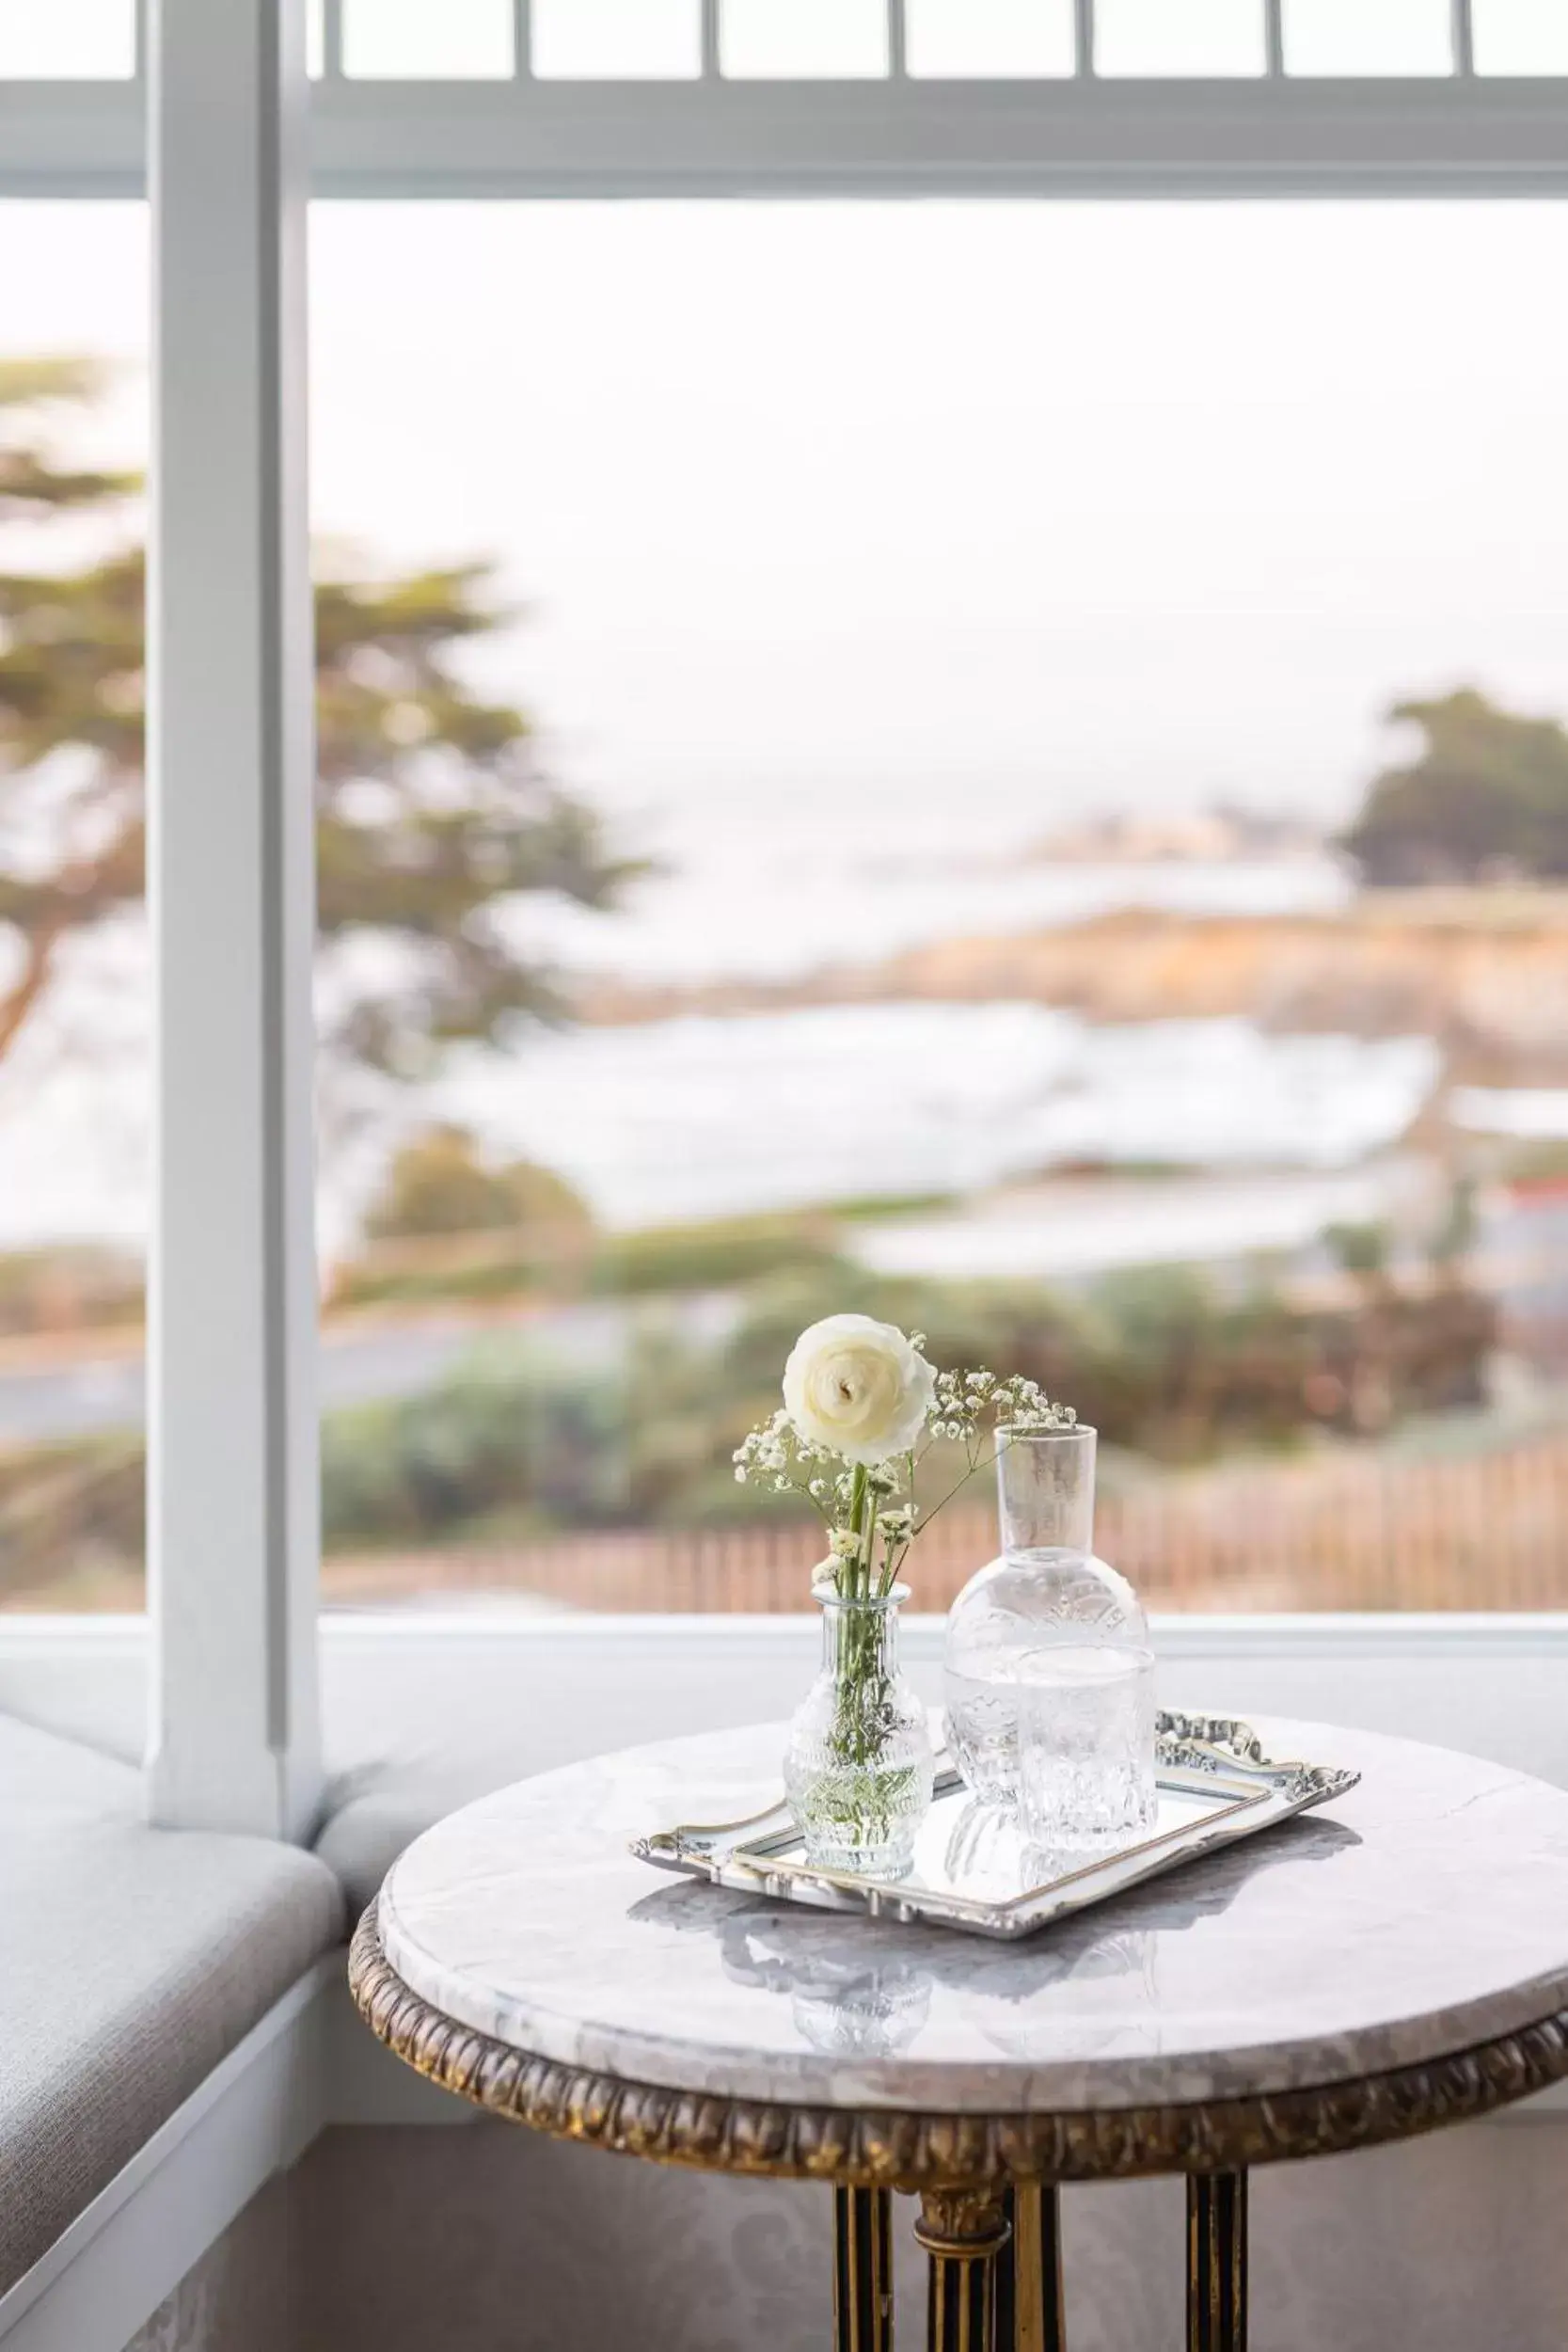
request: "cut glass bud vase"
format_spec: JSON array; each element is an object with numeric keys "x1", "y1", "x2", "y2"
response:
[
  {"x1": 942, "y1": 1426, "x2": 1157, "y2": 1854},
  {"x1": 782, "y1": 1581, "x2": 935, "y2": 1880}
]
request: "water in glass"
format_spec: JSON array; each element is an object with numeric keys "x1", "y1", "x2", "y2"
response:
[{"x1": 1016, "y1": 1641, "x2": 1157, "y2": 1853}]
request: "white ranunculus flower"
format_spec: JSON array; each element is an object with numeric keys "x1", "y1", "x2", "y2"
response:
[{"x1": 782, "y1": 1314, "x2": 937, "y2": 1466}]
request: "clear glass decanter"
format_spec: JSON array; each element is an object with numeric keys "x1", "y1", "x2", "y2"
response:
[
  {"x1": 783, "y1": 1582, "x2": 934, "y2": 1880},
  {"x1": 942, "y1": 1426, "x2": 1157, "y2": 1852}
]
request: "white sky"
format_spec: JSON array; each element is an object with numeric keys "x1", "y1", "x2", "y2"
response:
[{"x1": 1, "y1": 198, "x2": 1566, "y2": 841}]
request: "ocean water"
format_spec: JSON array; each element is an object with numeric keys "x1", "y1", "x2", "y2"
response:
[
  {"x1": 440, "y1": 1002, "x2": 1438, "y2": 1232},
  {"x1": 524, "y1": 845, "x2": 1349, "y2": 987},
  {"x1": 0, "y1": 854, "x2": 1430, "y2": 1255}
]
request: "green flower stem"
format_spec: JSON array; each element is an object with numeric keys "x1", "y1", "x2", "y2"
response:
[{"x1": 826, "y1": 1599, "x2": 898, "y2": 1785}]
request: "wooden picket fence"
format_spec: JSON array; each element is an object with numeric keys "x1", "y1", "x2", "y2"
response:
[{"x1": 323, "y1": 1427, "x2": 1568, "y2": 1613}]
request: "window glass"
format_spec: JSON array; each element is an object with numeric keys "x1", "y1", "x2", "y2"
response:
[
  {"x1": 1095, "y1": 0, "x2": 1264, "y2": 76},
  {"x1": 907, "y1": 0, "x2": 1075, "y2": 79},
  {"x1": 1472, "y1": 0, "x2": 1568, "y2": 74},
  {"x1": 721, "y1": 0, "x2": 888, "y2": 79},
  {"x1": 0, "y1": 205, "x2": 148, "y2": 1612},
  {"x1": 1283, "y1": 0, "x2": 1453, "y2": 76},
  {"x1": 309, "y1": 201, "x2": 1568, "y2": 1618},
  {"x1": 531, "y1": 0, "x2": 702, "y2": 80},
  {"x1": 0, "y1": 0, "x2": 135, "y2": 79},
  {"x1": 341, "y1": 0, "x2": 514, "y2": 80}
]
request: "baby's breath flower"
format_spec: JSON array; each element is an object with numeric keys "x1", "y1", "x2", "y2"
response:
[{"x1": 732, "y1": 1325, "x2": 1077, "y2": 1597}]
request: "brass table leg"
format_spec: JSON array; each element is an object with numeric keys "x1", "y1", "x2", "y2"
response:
[
  {"x1": 995, "y1": 2185, "x2": 1066, "y2": 2352},
  {"x1": 834, "y1": 2185, "x2": 894, "y2": 2352},
  {"x1": 1187, "y1": 2170, "x2": 1247, "y2": 2352},
  {"x1": 915, "y1": 2188, "x2": 1011, "y2": 2352}
]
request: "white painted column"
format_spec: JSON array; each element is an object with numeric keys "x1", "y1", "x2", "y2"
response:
[{"x1": 146, "y1": 0, "x2": 321, "y2": 1836}]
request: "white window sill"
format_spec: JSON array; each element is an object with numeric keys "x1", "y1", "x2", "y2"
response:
[{"x1": 2, "y1": 1608, "x2": 1566, "y2": 1789}]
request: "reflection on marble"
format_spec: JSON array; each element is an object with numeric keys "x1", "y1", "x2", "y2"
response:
[
  {"x1": 721, "y1": 1908, "x2": 933, "y2": 2059},
  {"x1": 380, "y1": 1717, "x2": 1568, "y2": 2116}
]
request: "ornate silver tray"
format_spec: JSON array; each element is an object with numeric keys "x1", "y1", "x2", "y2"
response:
[{"x1": 631, "y1": 1710, "x2": 1361, "y2": 1941}]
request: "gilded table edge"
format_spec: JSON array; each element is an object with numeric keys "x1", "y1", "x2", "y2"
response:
[{"x1": 348, "y1": 1902, "x2": 1568, "y2": 2188}]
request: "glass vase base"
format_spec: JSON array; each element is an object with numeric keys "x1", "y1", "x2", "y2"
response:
[
  {"x1": 800, "y1": 1831, "x2": 917, "y2": 1882},
  {"x1": 782, "y1": 1581, "x2": 935, "y2": 1884}
]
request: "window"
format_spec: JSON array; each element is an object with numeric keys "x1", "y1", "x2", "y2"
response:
[
  {"x1": 0, "y1": 204, "x2": 147, "y2": 1614},
  {"x1": 308, "y1": 199, "x2": 1568, "y2": 1620},
  {"x1": 3, "y1": 0, "x2": 1568, "y2": 1826}
]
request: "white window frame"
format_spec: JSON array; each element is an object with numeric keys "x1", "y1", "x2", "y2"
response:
[
  {"x1": 1, "y1": 0, "x2": 1566, "y2": 1833},
  {"x1": 5, "y1": 0, "x2": 1568, "y2": 199}
]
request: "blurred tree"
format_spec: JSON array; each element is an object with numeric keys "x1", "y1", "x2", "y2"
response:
[
  {"x1": 0, "y1": 357, "x2": 640, "y2": 1089},
  {"x1": 362, "y1": 1123, "x2": 592, "y2": 1243},
  {"x1": 1323, "y1": 1219, "x2": 1391, "y2": 1281},
  {"x1": 1340, "y1": 688, "x2": 1568, "y2": 885},
  {"x1": 1430, "y1": 1176, "x2": 1478, "y2": 1268}
]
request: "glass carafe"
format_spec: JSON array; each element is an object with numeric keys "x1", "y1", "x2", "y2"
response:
[{"x1": 942, "y1": 1426, "x2": 1156, "y2": 1851}]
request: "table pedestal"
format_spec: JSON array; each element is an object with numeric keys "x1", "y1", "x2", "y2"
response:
[
  {"x1": 914, "y1": 2189, "x2": 1011, "y2": 2352},
  {"x1": 833, "y1": 2186, "x2": 894, "y2": 2352},
  {"x1": 833, "y1": 2173, "x2": 1245, "y2": 2352},
  {"x1": 1188, "y1": 2170, "x2": 1247, "y2": 2352}
]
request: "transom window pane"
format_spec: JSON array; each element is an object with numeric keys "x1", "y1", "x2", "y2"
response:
[
  {"x1": 721, "y1": 0, "x2": 889, "y2": 79},
  {"x1": 0, "y1": 0, "x2": 135, "y2": 78},
  {"x1": 907, "y1": 0, "x2": 1076, "y2": 79},
  {"x1": 342, "y1": 0, "x2": 515, "y2": 81},
  {"x1": 1284, "y1": 0, "x2": 1454, "y2": 76},
  {"x1": 532, "y1": 0, "x2": 701, "y2": 79},
  {"x1": 1095, "y1": 0, "x2": 1266, "y2": 76},
  {"x1": 1473, "y1": 0, "x2": 1568, "y2": 73}
]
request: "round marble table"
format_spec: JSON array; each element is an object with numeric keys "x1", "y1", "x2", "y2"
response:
[{"x1": 351, "y1": 1717, "x2": 1568, "y2": 2352}]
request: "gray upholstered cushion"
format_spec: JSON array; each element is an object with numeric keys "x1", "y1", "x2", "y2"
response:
[
  {"x1": 313, "y1": 1637, "x2": 838, "y2": 1914},
  {"x1": 315, "y1": 1734, "x2": 562, "y2": 1920},
  {"x1": 0, "y1": 1714, "x2": 343, "y2": 2297}
]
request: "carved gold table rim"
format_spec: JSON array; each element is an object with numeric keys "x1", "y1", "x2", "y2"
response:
[{"x1": 349, "y1": 1905, "x2": 1568, "y2": 2350}]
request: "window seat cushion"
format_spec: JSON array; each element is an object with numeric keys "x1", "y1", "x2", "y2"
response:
[
  {"x1": 0, "y1": 1714, "x2": 344, "y2": 2299},
  {"x1": 315, "y1": 1730, "x2": 565, "y2": 1918},
  {"x1": 313, "y1": 1641, "x2": 834, "y2": 1914}
]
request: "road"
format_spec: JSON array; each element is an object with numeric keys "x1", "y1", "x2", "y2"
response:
[{"x1": 0, "y1": 1303, "x2": 631, "y2": 1444}]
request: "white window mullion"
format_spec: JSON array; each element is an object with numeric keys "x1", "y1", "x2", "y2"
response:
[
  {"x1": 887, "y1": 0, "x2": 908, "y2": 80},
  {"x1": 321, "y1": 0, "x2": 344, "y2": 80},
  {"x1": 146, "y1": 0, "x2": 321, "y2": 1838},
  {"x1": 1263, "y1": 0, "x2": 1285, "y2": 80},
  {"x1": 1074, "y1": 0, "x2": 1097, "y2": 75}
]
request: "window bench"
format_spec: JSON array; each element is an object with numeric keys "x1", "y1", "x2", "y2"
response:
[
  {"x1": 0, "y1": 1717, "x2": 342, "y2": 2312},
  {"x1": 10, "y1": 1618, "x2": 1568, "y2": 2352}
]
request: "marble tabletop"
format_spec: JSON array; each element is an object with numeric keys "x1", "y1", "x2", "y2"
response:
[{"x1": 378, "y1": 1717, "x2": 1568, "y2": 2117}]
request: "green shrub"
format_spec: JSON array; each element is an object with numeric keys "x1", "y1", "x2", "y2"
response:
[
  {"x1": 0, "y1": 1433, "x2": 145, "y2": 1596},
  {"x1": 362, "y1": 1124, "x2": 593, "y2": 1243},
  {"x1": 321, "y1": 1343, "x2": 630, "y2": 1546},
  {"x1": 588, "y1": 1217, "x2": 849, "y2": 1297}
]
